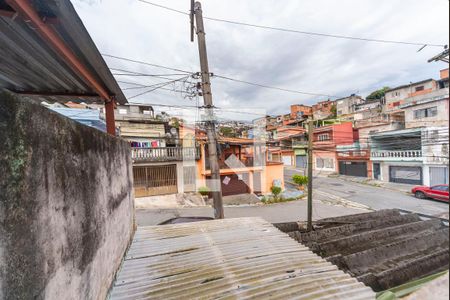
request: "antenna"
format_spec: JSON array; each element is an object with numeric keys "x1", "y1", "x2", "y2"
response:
[{"x1": 190, "y1": 0, "x2": 195, "y2": 42}]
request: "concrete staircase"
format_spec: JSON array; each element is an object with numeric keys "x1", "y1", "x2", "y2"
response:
[{"x1": 277, "y1": 209, "x2": 449, "y2": 292}]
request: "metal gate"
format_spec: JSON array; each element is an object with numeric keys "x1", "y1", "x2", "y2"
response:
[
  {"x1": 373, "y1": 163, "x2": 381, "y2": 180},
  {"x1": 339, "y1": 161, "x2": 368, "y2": 177},
  {"x1": 296, "y1": 155, "x2": 307, "y2": 168},
  {"x1": 389, "y1": 166, "x2": 422, "y2": 185},
  {"x1": 253, "y1": 171, "x2": 262, "y2": 194},
  {"x1": 430, "y1": 167, "x2": 449, "y2": 186},
  {"x1": 133, "y1": 165, "x2": 178, "y2": 197}
]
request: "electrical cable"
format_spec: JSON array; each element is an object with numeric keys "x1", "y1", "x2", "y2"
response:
[{"x1": 137, "y1": 0, "x2": 447, "y2": 48}]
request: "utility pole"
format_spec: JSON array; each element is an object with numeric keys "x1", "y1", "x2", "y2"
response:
[
  {"x1": 307, "y1": 119, "x2": 314, "y2": 231},
  {"x1": 192, "y1": 1, "x2": 224, "y2": 219}
]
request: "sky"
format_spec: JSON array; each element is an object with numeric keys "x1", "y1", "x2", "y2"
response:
[{"x1": 73, "y1": 0, "x2": 449, "y2": 119}]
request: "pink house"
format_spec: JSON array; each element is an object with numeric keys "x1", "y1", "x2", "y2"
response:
[{"x1": 312, "y1": 122, "x2": 354, "y2": 173}]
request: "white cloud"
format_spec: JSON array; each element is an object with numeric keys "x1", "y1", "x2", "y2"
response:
[{"x1": 73, "y1": 0, "x2": 449, "y2": 117}]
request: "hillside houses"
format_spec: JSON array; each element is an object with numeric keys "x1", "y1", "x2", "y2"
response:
[{"x1": 262, "y1": 68, "x2": 449, "y2": 186}]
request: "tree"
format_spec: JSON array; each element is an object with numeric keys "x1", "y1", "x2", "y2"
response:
[
  {"x1": 367, "y1": 87, "x2": 390, "y2": 100},
  {"x1": 330, "y1": 104, "x2": 337, "y2": 117},
  {"x1": 219, "y1": 127, "x2": 235, "y2": 137}
]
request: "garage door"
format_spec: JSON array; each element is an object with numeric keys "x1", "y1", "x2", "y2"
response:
[
  {"x1": 220, "y1": 173, "x2": 250, "y2": 196},
  {"x1": 339, "y1": 161, "x2": 367, "y2": 177},
  {"x1": 430, "y1": 167, "x2": 449, "y2": 186},
  {"x1": 282, "y1": 155, "x2": 292, "y2": 166},
  {"x1": 389, "y1": 166, "x2": 422, "y2": 185},
  {"x1": 296, "y1": 155, "x2": 307, "y2": 168},
  {"x1": 133, "y1": 164, "x2": 178, "y2": 197}
]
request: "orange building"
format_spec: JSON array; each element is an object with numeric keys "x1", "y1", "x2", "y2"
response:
[
  {"x1": 180, "y1": 125, "x2": 284, "y2": 195},
  {"x1": 290, "y1": 104, "x2": 312, "y2": 120}
]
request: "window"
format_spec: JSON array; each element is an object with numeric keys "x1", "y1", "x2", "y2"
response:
[
  {"x1": 432, "y1": 185, "x2": 448, "y2": 192},
  {"x1": 425, "y1": 130, "x2": 439, "y2": 143},
  {"x1": 317, "y1": 133, "x2": 330, "y2": 141},
  {"x1": 118, "y1": 109, "x2": 127, "y2": 115},
  {"x1": 415, "y1": 86, "x2": 424, "y2": 92},
  {"x1": 414, "y1": 106, "x2": 438, "y2": 119}
]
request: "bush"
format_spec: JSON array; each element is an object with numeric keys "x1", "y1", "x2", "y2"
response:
[
  {"x1": 292, "y1": 175, "x2": 309, "y2": 186},
  {"x1": 198, "y1": 186, "x2": 210, "y2": 196},
  {"x1": 271, "y1": 186, "x2": 282, "y2": 198}
]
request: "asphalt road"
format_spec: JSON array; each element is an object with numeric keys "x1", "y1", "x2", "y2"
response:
[{"x1": 284, "y1": 168, "x2": 449, "y2": 217}]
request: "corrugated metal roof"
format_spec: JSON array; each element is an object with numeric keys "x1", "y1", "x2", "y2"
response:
[
  {"x1": 109, "y1": 218, "x2": 374, "y2": 300},
  {"x1": 0, "y1": 0, "x2": 126, "y2": 104},
  {"x1": 278, "y1": 210, "x2": 450, "y2": 292}
]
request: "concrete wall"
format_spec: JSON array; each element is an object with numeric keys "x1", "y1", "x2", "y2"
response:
[
  {"x1": 404, "y1": 98, "x2": 449, "y2": 129},
  {"x1": 0, "y1": 92, "x2": 135, "y2": 299},
  {"x1": 385, "y1": 80, "x2": 437, "y2": 111}
]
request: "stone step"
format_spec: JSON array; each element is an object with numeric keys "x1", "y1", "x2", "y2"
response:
[
  {"x1": 317, "y1": 209, "x2": 402, "y2": 224},
  {"x1": 343, "y1": 227, "x2": 449, "y2": 277},
  {"x1": 358, "y1": 247, "x2": 450, "y2": 291},
  {"x1": 299, "y1": 213, "x2": 422, "y2": 246},
  {"x1": 312, "y1": 219, "x2": 443, "y2": 257}
]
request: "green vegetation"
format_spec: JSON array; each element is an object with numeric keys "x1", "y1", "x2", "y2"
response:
[
  {"x1": 198, "y1": 186, "x2": 210, "y2": 196},
  {"x1": 270, "y1": 186, "x2": 282, "y2": 198},
  {"x1": 292, "y1": 175, "x2": 308, "y2": 186},
  {"x1": 330, "y1": 103, "x2": 337, "y2": 118},
  {"x1": 219, "y1": 126, "x2": 236, "y2": 137},
  {"x1": 367, "y1": 86, "x2": 390, "y2": 100}
]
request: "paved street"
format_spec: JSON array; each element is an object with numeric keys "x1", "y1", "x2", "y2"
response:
[
  {"x1": 284, "y1": 167, "x2": 449, "y2": 217},
  {"x1": 136, "y1": 168, "x2": 448, "y2": 226}
]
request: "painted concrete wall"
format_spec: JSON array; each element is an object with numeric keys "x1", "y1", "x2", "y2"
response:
[
  {"x1": 404, "y1": 98, "x2": 449, "y2": 129},
  {"x1": 264, "y1": 164, "x2": 285, "y2": 192},
  {"x1": 385, "y1": 80, "x2": 437, "y2": 111},
  {"x1": 0, "y1": 93, "x2": 135, "y2": 299}
]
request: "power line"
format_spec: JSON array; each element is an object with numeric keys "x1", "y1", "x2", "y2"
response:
[
  {"x1": 137, "y1": 0, "x2": 447, "y2": 48},
  {"x1": 214, "y1": 75, "x2": 338, "y2": 98},
  {"x1": 102, "y1": 53, "x2": 193, "y2": 74},
  {"x1": 103, "y1": 53, "x2": 338, "y2": 97},
  {"x1": 128, "y1": 75, "x2": 191, "y2": 99}
]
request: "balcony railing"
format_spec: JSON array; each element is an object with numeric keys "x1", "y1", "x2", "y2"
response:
[
  {"x1": 338, "y1": 150, "x2": 369, "y2": 158},
  {"x1": 371, "y1": 150, "x2": 422, "y2": 159},
  {"x1": 205, "y1": 157, "x2": 263, "y2": 170},
  {"x1": 292, "y1": 141, "x2": 308, "y2": 147},
  {"x1": 132, "y1": 147, "x2": 200, "y2": 162}
]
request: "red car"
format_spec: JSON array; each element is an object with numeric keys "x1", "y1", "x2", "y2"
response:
[{"x1": 412, "y1": 184, "x2": 449, "y2": 202}]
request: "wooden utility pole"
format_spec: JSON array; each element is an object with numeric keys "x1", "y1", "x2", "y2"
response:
[
  {"x1": 307, "y1": 119, "x2": 314, "y2": 231},
  {"x1": 192, "y1": 1, "x2": 224, "y2": 219}
]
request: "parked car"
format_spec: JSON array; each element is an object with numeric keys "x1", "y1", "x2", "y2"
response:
[{"x1": 412, "y1": 184, "x2": 449, "y2": 202}]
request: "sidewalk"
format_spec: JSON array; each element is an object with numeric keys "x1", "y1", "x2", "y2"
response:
[{"x1": 330, "y1": 174, "x2": 415, "y2": 194}]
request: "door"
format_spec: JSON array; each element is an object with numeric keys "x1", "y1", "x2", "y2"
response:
[
  {"x1": 253, "y1": 171, "x2": 262, "y2": 194},
  {"x1": 133, "y1": 164, "x2": 178, "y2": 197},
  {"x1": 296, "y1": 155, "x2": 307, "y2": 168},
  {"x1": 339, "y1": 161, "x2": 368, "y2": 177},
  {"x1": 282, "y1": 155, "x2": 292, "y2": 166},
  {"x1": 212, "y1": 173, "x2": 250, "y2": 196},
  {"x1": 389, "y1": 166, "x2": 422, "y2": 185},
  {"x1": 373, "y1": 163, "x2": 381, "y2": 180},
  {"x1": 427, "y1": 185, "x2": 449, "y2": 202},
  {"x1": 430, "y1": 167, "x2": 449, "y2": 186}
]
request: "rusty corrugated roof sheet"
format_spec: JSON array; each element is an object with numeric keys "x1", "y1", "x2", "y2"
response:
[{"x1": 109, "y1": 218, "x2": 374, "y2": 300}]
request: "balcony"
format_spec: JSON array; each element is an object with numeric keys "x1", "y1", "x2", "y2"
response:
[
  {"x1": 338, "y1": 150, "x2": 369, "y2": 158},
  {"x1": 292, "y1": 140, "x2": 308, "y2": 148},
  {"x1": 371, "y1": 150, "x2": 423, "y2": 161},
  {"x1": 131, "y1": 147, "x2": 200, "y2": 162}
]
